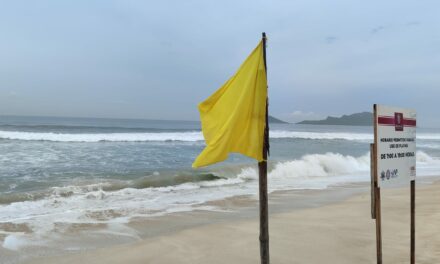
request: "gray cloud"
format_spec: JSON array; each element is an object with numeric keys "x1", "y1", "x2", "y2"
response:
[
  {"x1": 325, "y1": 36, "x2": 338, "y2": 44},
  {"x1": 406, "y1": 21, "x2": 421, "y2": 27},
  {"x1": 371, "y1": 26, "x2": 385, "y2": 34}
]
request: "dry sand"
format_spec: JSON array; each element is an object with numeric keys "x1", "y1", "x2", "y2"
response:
[{"x1": 26, "y1": 181, "x2": 440, "y2": 264}]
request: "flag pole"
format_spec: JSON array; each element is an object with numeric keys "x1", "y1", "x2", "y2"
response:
[{"x1": 258, "y1": 32, "x2": 270, "y2": 264}]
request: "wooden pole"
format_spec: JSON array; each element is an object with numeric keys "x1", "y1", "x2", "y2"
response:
[
  {"x1": 370, "y1": 143, "x2": 376, "y2": 219},
  {"x1": 258, "y1": 32, "x2": 270, "y2": 264},
  {"x1": 375, "y1": 181, "x2": 382, "y2": 264},
  {"x1": 411, "y1": 180, "x2": 415, "y2": 264},
  {"x1": 373, "y1": 104, "x2": 383, "y2": 264}
]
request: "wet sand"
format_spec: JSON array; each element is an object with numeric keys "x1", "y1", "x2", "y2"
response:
[{"x1": 23, "y1": 179, "x2": 440, "y2": 264}]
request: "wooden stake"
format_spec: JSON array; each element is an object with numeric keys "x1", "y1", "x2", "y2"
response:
[
  {"x1": 370, "y1": 143, "x2": 376, "y2": 219},
  {"x1": 375, "y1": 181, "x2": 382, "y2": 264},
  {"x1": 258, "y1": 32, "x2": 270, "y2": 264},
  {"x1": 373, "y1": 105, "x2": 383, "y2": 264},
  {"x1": 411, "y1": 180, "x2": 415, "y2": 264}
]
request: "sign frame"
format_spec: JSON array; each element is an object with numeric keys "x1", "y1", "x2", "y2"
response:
[
  {"x1": 374, "y1": 104, "x2": 416, "y2": 188},
  {"x1": 371, "y1": 104, "x2": 417, "y2": 264}
]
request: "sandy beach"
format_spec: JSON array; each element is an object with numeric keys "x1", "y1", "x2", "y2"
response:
[{"x1": 22, "y1": 179, "x2": 440, "y2": 264}]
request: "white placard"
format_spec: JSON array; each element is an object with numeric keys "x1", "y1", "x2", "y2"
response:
[{"x1": 375, "y1": 105, "x2": 416, "y2": 188}]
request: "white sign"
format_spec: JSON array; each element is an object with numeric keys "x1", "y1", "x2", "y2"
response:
[{"x1": 375, "y1": 105, "x2": 416, "y2": 188}]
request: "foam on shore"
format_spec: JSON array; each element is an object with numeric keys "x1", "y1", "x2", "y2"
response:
[{"x1": 1, "y1": 151, "x2": 439, "y2": 252}]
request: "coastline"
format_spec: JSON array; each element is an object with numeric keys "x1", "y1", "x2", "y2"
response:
[{"x1": 18, "y1": 177, "x2": 440, "y2": 264}]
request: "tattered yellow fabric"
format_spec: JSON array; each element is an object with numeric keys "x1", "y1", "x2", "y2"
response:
[{"x1": 192, "y1": 41, "x2": 267, "y2": 168}]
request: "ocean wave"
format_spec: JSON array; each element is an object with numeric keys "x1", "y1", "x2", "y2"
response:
[
  {"x1": 271, "y1": 131, "x2": 373, "y2": 141},
  {"x1": 1, "y1": 153, "x2": 376, "y2": 239},
  {"x1": 0, "y1": 173, "x2": 224, "y2": 204},
  {"x1": 0, "y1": 131, "x2": 203, "y2": 142},
  {"x1": 418, "y1": 143, "x2": 440, "y2": 150},
  {"x1": 241, "y1": 151, "x2": 437, "y2": 181},
  {"x1": 2, "y1": 130, "x2": 439, "y2": 142},
  {"x1": 1, "y1": 151, "x2": 437, "y2": 205},
  {"x1": 1, "y1": 151, "x2": 439, "y2": 250},
  {"x1": 417, "y1": 151, "x2": 435, "y2": 163},
  {"x1": 270, "y1": 152, "x2": 370, "y2": 179}
]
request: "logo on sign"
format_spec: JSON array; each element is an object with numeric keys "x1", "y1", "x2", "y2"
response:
[
  {"x1": 395, "y1": 112, "x2": 403, "y2": 131},
  {"x1": 380, "y1": 171, "x2": 385, "y2": 181},
  {"x1": 390, "y1": 169, "x2": 398, "y2": 178},
  {"x1": 410, "y1": 166, "x2": 416, "y2": 177},
  {"x1": 380, "y1": 169, "x2": 398, "y2": 181}
]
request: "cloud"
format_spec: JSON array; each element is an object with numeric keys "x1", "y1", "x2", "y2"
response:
[
  {"x1": 406, "y1": 21, "x2": 421, "y2": 27},
  {"x1": 370, "y1": 26, "x2": 385, "y2": 34},
  {"x1": 325, "y1": 36, "x2": 338, "y2": 44},
  {"x1": 280, "y1": 111, "x2": 324, "y2": 123}
]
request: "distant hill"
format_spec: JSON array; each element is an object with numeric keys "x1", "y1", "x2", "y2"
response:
[
  {"x1": 268, "y1": 115, "x2": 288, "y2": 124},
  {"x1": 297, "y1": 112, "x2": 373, "y2": 126}
]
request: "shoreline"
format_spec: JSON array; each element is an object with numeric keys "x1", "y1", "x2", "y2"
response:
[{"x1": 11, "y1": 176, "x2": 439, "y2": 264}]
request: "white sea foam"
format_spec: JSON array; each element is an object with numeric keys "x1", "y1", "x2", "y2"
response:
[
  {"x1": 232, "y1": 152, "x2": 372, "y2": 190},
  {"x1": 0, "y1": 131, "x2": 203, "y2": 142},
  {"x1": 415, "y1": 134, "x2": 440, "y2": 140},
  {"x1": 270, "y1": 131, "x2": 373, "y2": 141},
  {"x1": 418, "y1": 143, "x2": 440, "y2": 150},
  {"x1": 2, "y1": 130, "x2": 440, "y2": 142},
  {"x1": 417, "y1": 151, "x2": 434, "y2": 163},
  {"x1": 3, "y1": 235, "x2": 35, "y2": 251},
  {"x1": 271, "y1": 153, "x2": 370, "y2": 178},
  {"x1": 1, "y1": 151, "x2": 439, "y2": 250}
]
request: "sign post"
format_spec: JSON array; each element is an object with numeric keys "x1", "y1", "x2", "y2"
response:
[
  {"x1": 370, "y1": 143, "x2": 376, "y2": 220},
  {"x1": 372, "y1": 104, "x2": 416, "y2": 264},
  {"x1": 411, "y1": 179, "x2": 415, "y2": 264}
]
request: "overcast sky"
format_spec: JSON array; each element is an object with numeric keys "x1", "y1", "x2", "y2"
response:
[{"x1": 1, "y1": 1, "x2": 439, "y2": 126}]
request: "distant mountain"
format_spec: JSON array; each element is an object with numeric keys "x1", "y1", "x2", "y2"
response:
[
  {"x1": 297, "y1": 112, "x2": 373, "y2": 126},
  {"x1": 268, "y1": 115, "x2": 288, "y2": 124}
]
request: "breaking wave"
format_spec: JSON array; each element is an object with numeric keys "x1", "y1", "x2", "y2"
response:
[
  {"x1": 1, "y1": 151, "x2": 437, "y2": 205},
  {"x1": 1, "y1": 151, "x2": 439, "y2": 250},
  {"x1": 0, "y1": 131, "x2": 202, "y2": 142},
  {"x1": 0, "y1": 153, "x2": 374, "y2": 233},
  {"x1": 1, "y1": 130, "x2": 440, "y2": 143}
]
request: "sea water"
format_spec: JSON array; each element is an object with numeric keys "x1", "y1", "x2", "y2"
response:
[{"x1": 0, "y1": 115, "x2": 439, "y2": 255}]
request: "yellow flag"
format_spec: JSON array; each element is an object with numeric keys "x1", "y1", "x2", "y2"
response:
[{"x1": 192, "y1": 40, "x2": 267, "y2": 168}]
